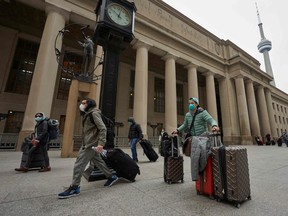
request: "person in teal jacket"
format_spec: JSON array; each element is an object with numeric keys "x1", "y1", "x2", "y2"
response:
[{"x1": 173, "y1": 97, "x2": 220, "y2": 136}]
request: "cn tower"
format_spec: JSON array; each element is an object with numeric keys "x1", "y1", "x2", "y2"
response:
[{"x1": 256, "y1": 3, "x2": 275, "y2": 86}]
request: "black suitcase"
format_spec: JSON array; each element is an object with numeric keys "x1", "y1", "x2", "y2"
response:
[
  {"x1": 212, "y1": 146, "x2": 251, "y2": 208},
  {"x1": 20, "y1": 147, "x2": 45, "y2": 170},
  {"x1": 83, "y1": 162, "x2": 117, "y2": 182},
  {"x1": 164, "y1": 136, "x2": 184, "y2": 184},
  {"x1": 139, "y1": 139, "x2": 159, "y2": 162},
  {"x1": 105, "y1": 148, "x2": 140, "y2": 182}
]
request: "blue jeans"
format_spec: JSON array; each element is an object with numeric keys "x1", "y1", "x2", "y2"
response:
[{"x1": 130, "y1": 138, "x2": 139, "y2": 161}]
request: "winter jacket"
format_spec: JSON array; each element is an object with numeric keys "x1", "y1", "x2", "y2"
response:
[
  {"x1": 128, "y1": 119, "x2": 143, "y2": 139},
  {"x1": 82, "y1": 108, "x2": 107, "y2": 149},
  {"x1": 177, "y1": 107, "x2": 218, "y2": 136},
  {"x1": 35, "y1": 118, "x2": 49, "y2": 145},
  {"x1": 190, "y1": 133, "x2": 212, "y2": 181}
]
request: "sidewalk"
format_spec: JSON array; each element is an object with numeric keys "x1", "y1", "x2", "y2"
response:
[{"x1": 0, "y1": 145, "x2": 288, "y2": 216}]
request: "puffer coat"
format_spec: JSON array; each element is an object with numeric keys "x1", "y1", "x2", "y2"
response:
[{"x1": 177, "y1": 107, "x2": 217, "y2": 136}]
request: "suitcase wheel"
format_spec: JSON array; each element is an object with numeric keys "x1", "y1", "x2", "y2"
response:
[
  {"x1": 235, "y1": 203, "x2": 240, "y2": 208},
  {"x1": 168, "y1": 181, "x2": 172, "y2": 184},
  {"x1": 209, "y1": 195, "x2": 215, "y2": 200},
  {"x1": 181, "y1": 179, "x2": 184, "y2": 183}
]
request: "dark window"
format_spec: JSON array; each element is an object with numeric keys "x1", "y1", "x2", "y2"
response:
[
  {"x1": 272, "y1": 103, "x2": 275, "y2": 110},
  {"x1": 154, "y1": 77, "x2": 165, "y2": 113},
  {"x1": 57, "y1": 52, "x2": 82, "y2": 100},
  {"x1": 279, "y1": 116, "x2": 281, "y2": 124},
  {"x1": 176, "y1": 83, "x2": 184, "y2": 115},
  {"x1": 5, "y1": 39, "x2": 39, "y2": 94},
  {"x1": 283, "y1": 117, "x2": 285, "y2": 125},
  {"x1": 274, "y1": 115, "x2": 277, "y2": 123},
  {"x1": 129, "y1": 70, "x2": 135, "y2": 109},
  {"x1": 59, "y1": 115, "x2": 66, "y2": 134},
  {"x1": 4, "y1": 111, "x2": 24, "y2": 133}
]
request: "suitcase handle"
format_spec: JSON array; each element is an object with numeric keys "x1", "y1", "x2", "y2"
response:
[{"x1": 171, "y1": 134, "x2": 180, "y2": 157}]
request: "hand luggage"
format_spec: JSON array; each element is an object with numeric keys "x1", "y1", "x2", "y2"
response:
[
  {"x1": 212, "y1": 146, "x2": 251, "y2": 208},
  {"x1": 164, "y1": 136, "x2": 184, "y2": 184},
  {"x1": 139, "y1": 139, "x2": 159, "y2": 162},
  {"x1": 21, "y1": 147, "x2": 45, "y2": 170},
  {"x1": 105, "y1": 148, "x2": 140, "y2": 182},
  {"x1": 160, "y1": 133, "x2": 178, "y2": 157},
  {"x1": 195, "y1": 133, "x2": 221, "y2": 198},
  {"x1": 195, "y1": 156, "x2": 214, "y2": 198},
  {"x1": 83, "y1": 162, "x2": 116, "y2": 182}
]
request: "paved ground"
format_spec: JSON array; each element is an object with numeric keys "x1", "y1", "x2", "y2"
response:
[{"x1": 0, "y1": 144, "x2": 288, "y2": 216}]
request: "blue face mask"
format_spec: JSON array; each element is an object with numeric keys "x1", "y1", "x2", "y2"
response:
[
  {"x1": 128, "y1": 121, "x2": 132, "y2": 126},
  {"x1": 35, "y1": 117, "x2": 43, "y2": 122},
  {"x1": 189, "y1": 104, "x2": 195, "y2": 111}
]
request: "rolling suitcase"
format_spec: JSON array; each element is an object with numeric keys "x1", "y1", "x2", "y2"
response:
[
  {"x1": 21, "y1": 147, "x2": 45, "y2": 170},
  {"x1": 83, "y1": 162, "x2": 117, "y2": 182},
  {"x1": 164, "y1": 136, "x2": 184, "y2": 184},
  {"x1": 195, "y1": 156, "x2": 214, "y2": 198},
  {"x1": 139, "y1": 139, "x2": 159, "y2": 162},
  {"x1": 212, "y1": 146, "x2": 251, "y2": 208},
  {"x1": 195, "y1": 133, "x2": 222, "y2": 198},
  {"x1": 105, "y1": 148, "x2": 140, "y2": 182}
]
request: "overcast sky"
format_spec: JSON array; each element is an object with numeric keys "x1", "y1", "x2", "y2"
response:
[{"x1": 163, "y1": 0, "x2": 288, "y2": 94}]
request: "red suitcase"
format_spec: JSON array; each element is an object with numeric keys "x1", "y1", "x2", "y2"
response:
[
  {"x1": 195, "y1": 133, "x2": 222, "y2": 198},
  {"x1": 195, "y1": 156, "x2": 214, "y2": 198}
]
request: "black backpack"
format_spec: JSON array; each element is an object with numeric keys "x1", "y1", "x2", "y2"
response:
[
  {"x1": 89, "y1": 112, "x2": 115, "y2": 149},
  {"x1": 46, "y1": 119, "x2": 59, "y2": 140}
]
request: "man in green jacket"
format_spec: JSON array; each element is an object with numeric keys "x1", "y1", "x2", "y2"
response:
[
  {"x1": 58, "y1": 98, "x2": 118, "y2": 199},
  {"x1": 173, "y1": 97, "x2": 219, "y2": 136}
]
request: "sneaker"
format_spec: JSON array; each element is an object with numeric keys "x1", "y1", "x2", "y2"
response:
[
  {"x1": 58, "y1": 185, "x2": 80, "y2": 199},
  {"x1": 104, "y1": 175, "x2": 119, "y2": 187}
]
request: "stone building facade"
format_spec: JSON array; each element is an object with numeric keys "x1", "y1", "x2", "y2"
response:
[{"x1": 0, "y1": 0, "x2": 287, "y2": 149}]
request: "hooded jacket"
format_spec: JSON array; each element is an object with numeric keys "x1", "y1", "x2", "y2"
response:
[
  {"x1": 82, "y1": 108, "x2": 107, "y2": 149},
  {"x1": 128, "y1": 118, "x2": 143, "y2": 139},
  {"x1": 34, "y1": 112, "x2": 49, "y2": 145}
]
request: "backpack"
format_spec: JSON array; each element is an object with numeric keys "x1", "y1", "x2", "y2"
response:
[
  {"x1": 89, "y1": 112, "x2": 115, "y2": 149},
  {"x1": 46, "y1": 119, "x2": 59, "y2": 140}
]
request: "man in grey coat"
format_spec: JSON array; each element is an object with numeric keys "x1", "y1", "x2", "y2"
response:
[{"x1": 58, "y1": 98, "x2": 118, "y2": 199}]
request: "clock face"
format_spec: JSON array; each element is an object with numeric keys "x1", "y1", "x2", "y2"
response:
[{"x1": 107, "y1": 3, "x2": 131, "y2": 26}]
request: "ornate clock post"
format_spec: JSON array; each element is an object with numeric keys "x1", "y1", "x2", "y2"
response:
[{"x1": 93, "y1": 0, "x2": 137, "y2": 122}]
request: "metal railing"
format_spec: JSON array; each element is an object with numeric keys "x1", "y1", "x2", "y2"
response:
[
  {"x1": 0, "y1": 133, "x2": 161, "y2": 150},
  {"x1": 0, "y1": 133, "x2": 19, "y2": 150}
]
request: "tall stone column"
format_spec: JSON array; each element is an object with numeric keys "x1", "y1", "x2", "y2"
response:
[
  {"x1": 185, "y1": 63, "x2": 198, "y2": 99},
  {"x1": 162, "y1": 53, "x2": 178, "y2": 133},
  {"x1": 94, "y1": 45, "x2": 103, "y2": 106},
  {"x1": 204, "y1": 72, "x2": 218, "y2": 121},
  {"x1": 245, "y1": 80, "x2": 261, "y2": 139},
  {"x1": 265, "y1": 89, "x2": 277, "y2": 138},
  {"x1": 17, "y1": 5, "x2": 70, "y2": 149},
  {"x1": 133, "y1": 41, "x2": 150, "y2": 137},
  {"x1": 218, "y1": 78, "x2": 232, "y2": 143},
  {"x1": 234, "y1": 75, "x2": 251, "y2": 144},
  {"x1": 256, "y1": 86, "x2": 271, "y2": 137}
]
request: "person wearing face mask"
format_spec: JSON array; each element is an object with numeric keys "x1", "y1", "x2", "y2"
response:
[
  {"x1": 15, "y1": 112, "x2": 51, "y2": 172},
  {"x1": 172, "y1": 97, "x2": 220, "y2": 181},
  {"x1": 172, "y1": 97, "x2": 219, "y2": 136},
  {"x1": 127, "y1": 117, "x2": 143, "y2": 162},
  {"x1": 58, "y1": 98, "x2": 118, "y2": 199}
]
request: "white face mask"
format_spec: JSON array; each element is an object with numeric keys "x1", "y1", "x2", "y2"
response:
[{"x1": 79, "y1": 104, "x2": 86, "y2": 112}]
